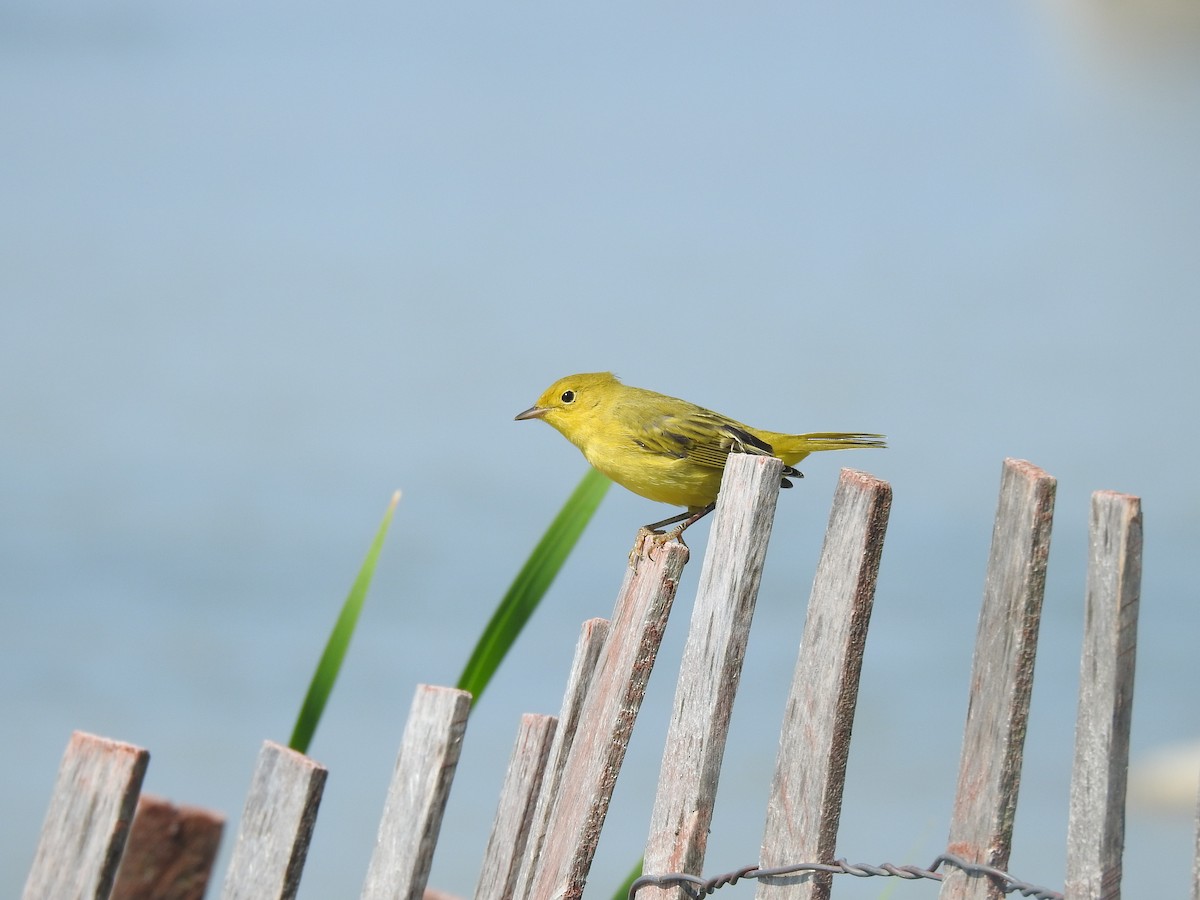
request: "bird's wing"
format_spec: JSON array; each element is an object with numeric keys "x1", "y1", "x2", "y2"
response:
[{"x1": 634, "y1": 411, "x2": 775, "y2": 471}]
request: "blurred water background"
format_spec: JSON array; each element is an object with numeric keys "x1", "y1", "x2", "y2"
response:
[{"x1": 3, "y1": 2, "x2": 1199, "y2": 896}]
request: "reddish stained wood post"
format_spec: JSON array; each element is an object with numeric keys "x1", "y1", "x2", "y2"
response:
[
  {"x1": 756, "y1": 469, "x2": 892, "y2": 900},
  {"x1": 1064, "y1": 491, "x2": 1142, "y2": 900},
  {"x1": 362, "y1": 685, "x2": 472, "y2": 900},
  {"x1": 640, "y1": 454, "x2": 785, "y2": 897},
  {"x1": 220, "y1": 741, "x2": 327, "y2": 900},
  {"x1": 940, "y1": 459, "x2": 1056, "y2": 900},
  {"x1": 23, "y1": 731, "x2": 150, "y2": 900},
  {"x1": 524, "y1": 539, "x2": 689, "y2": 900},
  {"x1": 111, "y1": 795, "x2": 225, "y2": 900}
]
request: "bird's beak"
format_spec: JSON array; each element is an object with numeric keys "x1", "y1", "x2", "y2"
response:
[{"x1": 514, "y1": 405, "x2": 549, "y2": 421}]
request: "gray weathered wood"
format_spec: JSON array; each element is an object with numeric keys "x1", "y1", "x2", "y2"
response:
[
  {"x1": 361, "y1": 684, "x2": 472, "y2": 900},
  {"x1": 524, "y1": 539, "x2": 689, "y2": 900},
  {"x1": 756, "y1": 468, "x2": 893, "y2": 900},
  {"x1": 641, "y1": 454, "x2": 785, "y2": 895},
  {"x1": 1194, "y1": 778, "x2": 1200, "y2": 900},
  {"x1": 940, "y1": 459, "x2": 1056, "y2": 900},
  {"x1": 512, "y1": 618, "x2": 610, "y2": 900},
  {"x1": 111, "y1": 794, "x2": 225, "y2": 900},
  {"x1": 23, "y1": 730, "x2": 150, "y2": 900},
  {"x1": 474, "y1": 714, "x2": 558, "y2": 900},
  {"x1": 220, "y1": 741, "x2": 327, "y2": 900},
  {"x1": 1064, "y1": 491, "x2": 1142, "y2": 900}
]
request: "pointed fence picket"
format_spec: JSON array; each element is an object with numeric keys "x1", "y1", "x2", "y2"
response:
[{"x1": 22, "y1": 456, "x2": 1177, "y2": 900}]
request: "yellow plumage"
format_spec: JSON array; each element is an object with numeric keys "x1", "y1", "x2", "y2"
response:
[{"x1": 516, "y1": 372, "x2": 884, "y2": 532}]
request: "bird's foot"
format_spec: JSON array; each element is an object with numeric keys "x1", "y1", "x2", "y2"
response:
[{"x1": 628, "y1": 525, "x2": 687, "y2": 570}]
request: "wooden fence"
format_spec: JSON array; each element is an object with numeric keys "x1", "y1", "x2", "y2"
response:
[{"x1": 22, "y1": 457, "x2": 1181, "y2": 899}]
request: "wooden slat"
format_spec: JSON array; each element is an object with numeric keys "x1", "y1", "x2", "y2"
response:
[
  {"x1": 220, "y1": 741, "x2": 327, "y2": 900},
  {"x1": 361, "y1": 685, "x2": 472, "y2": 900},
  {"x1": 473, "y1": 713, "x2": 558, "y2": 900},
  {"x1": 1064, "y1": 491, "x2": 1142, "y2": 900},
  {"x1": 940, "y1": 459, "x2": 1056, "y2": 900},
  {"x1": 23, "y1": 731, "x2": 150, "y2": 900},
  {"x1": 641, "y1": 454, "x2": 785, "y2": 894},
  {"x1": 511, "y1": 618, "x2": 610, "y2": 900},
  {"x1": 524, "y1": 539, "x2": 690, "y2": 900},
  {"x1": 1194, "y1": 778, "x2": 1200, "y2": 900},
  {"x1": 756, "y1": 468, "x2": 893, "y2": 900},
  {"x1": 111, "y1": 795, "x2": 225, "y2": 900}
]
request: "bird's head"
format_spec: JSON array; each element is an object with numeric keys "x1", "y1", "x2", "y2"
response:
[{"x1": 515, "y1": 372, "x2": 620, "y2": 442}]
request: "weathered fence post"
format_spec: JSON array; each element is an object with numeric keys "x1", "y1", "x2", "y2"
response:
[
  {"x1": 523, "y1": 538, "x2": 689, "y2": 900},
  {"x1": 362, "y1": 684, "x2": 472, "y2": 900},
  {"x1": 27, "y1": 460, "x2": 1172, "y2": 900},
  {"x1": 641, "y1": 454, "x2": 785, "y2": 897},
  {"x1": 473, "y1": 713, "x2": 558, "y2": 900},
  {"x1": 220, "y1": 741, "x2": 327, "y2": 900},
  {"x1": 1193, "y1": 782, "x2": 1200, "y2": 900},
  {"x1": 756, "y1": 468, "x2": 892, "y2": 900},
  {"x1": 511, "y1": 618, "x2": 610, "y2": 900},
  {"x1": 1064, "y1": 491, "x2": 1142, "y2": 900},
  {"x1": 111, "y1": 795, "x2": 225, "y2": 900},
  {"x1": 941, "y1": 459, "x2": 1056, "y2": 900},
  {"x1": 23, "y1": 731, "x2": 149, "y2": 900}
]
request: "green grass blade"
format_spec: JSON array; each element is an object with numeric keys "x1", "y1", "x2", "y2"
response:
[
  {"x1": 613, "y1": 857, "x2": 644, "y2": 900},
  {"x1": 289, "y1": 490, "x2": 401, "y2": 754},
  {"x1": 457, "y1": 468, "x2": 610, "y2": 701}
]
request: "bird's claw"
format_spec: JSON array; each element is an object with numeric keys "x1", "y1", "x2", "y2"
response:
[{"x1": 627, "y1": 525, "x2": 687, "y2": 571}]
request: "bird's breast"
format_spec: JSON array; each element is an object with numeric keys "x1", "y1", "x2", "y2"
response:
[{"x1": 582, "y1": 436, "x2": 722, "y2": 510}]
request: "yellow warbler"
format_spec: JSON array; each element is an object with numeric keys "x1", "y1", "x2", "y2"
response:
[{"x1": 515, "y1": 372, "x2": 884, "y2": 535}]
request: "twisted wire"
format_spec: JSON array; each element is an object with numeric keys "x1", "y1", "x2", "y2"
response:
[{"x1": 629, "y1": 851, "x2": 1063, "y2": 899}]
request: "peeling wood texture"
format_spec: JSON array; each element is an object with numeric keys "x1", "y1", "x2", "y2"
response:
[{"x1": 940, "y1": 459, "x2": 1056, "y2": 900}]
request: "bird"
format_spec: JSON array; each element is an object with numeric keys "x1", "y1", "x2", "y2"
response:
[{"x1": 515, "y1": 372, "x2": 884, "y2": 541}]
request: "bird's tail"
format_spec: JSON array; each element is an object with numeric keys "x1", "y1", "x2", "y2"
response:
[{"x1": 766, "y1": 431, "x2": 886, "y2": 466}]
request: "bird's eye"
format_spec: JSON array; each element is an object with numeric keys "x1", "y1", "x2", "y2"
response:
[{"x1": 561, "y1": 390, "x2": 576, "y2": 404}]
